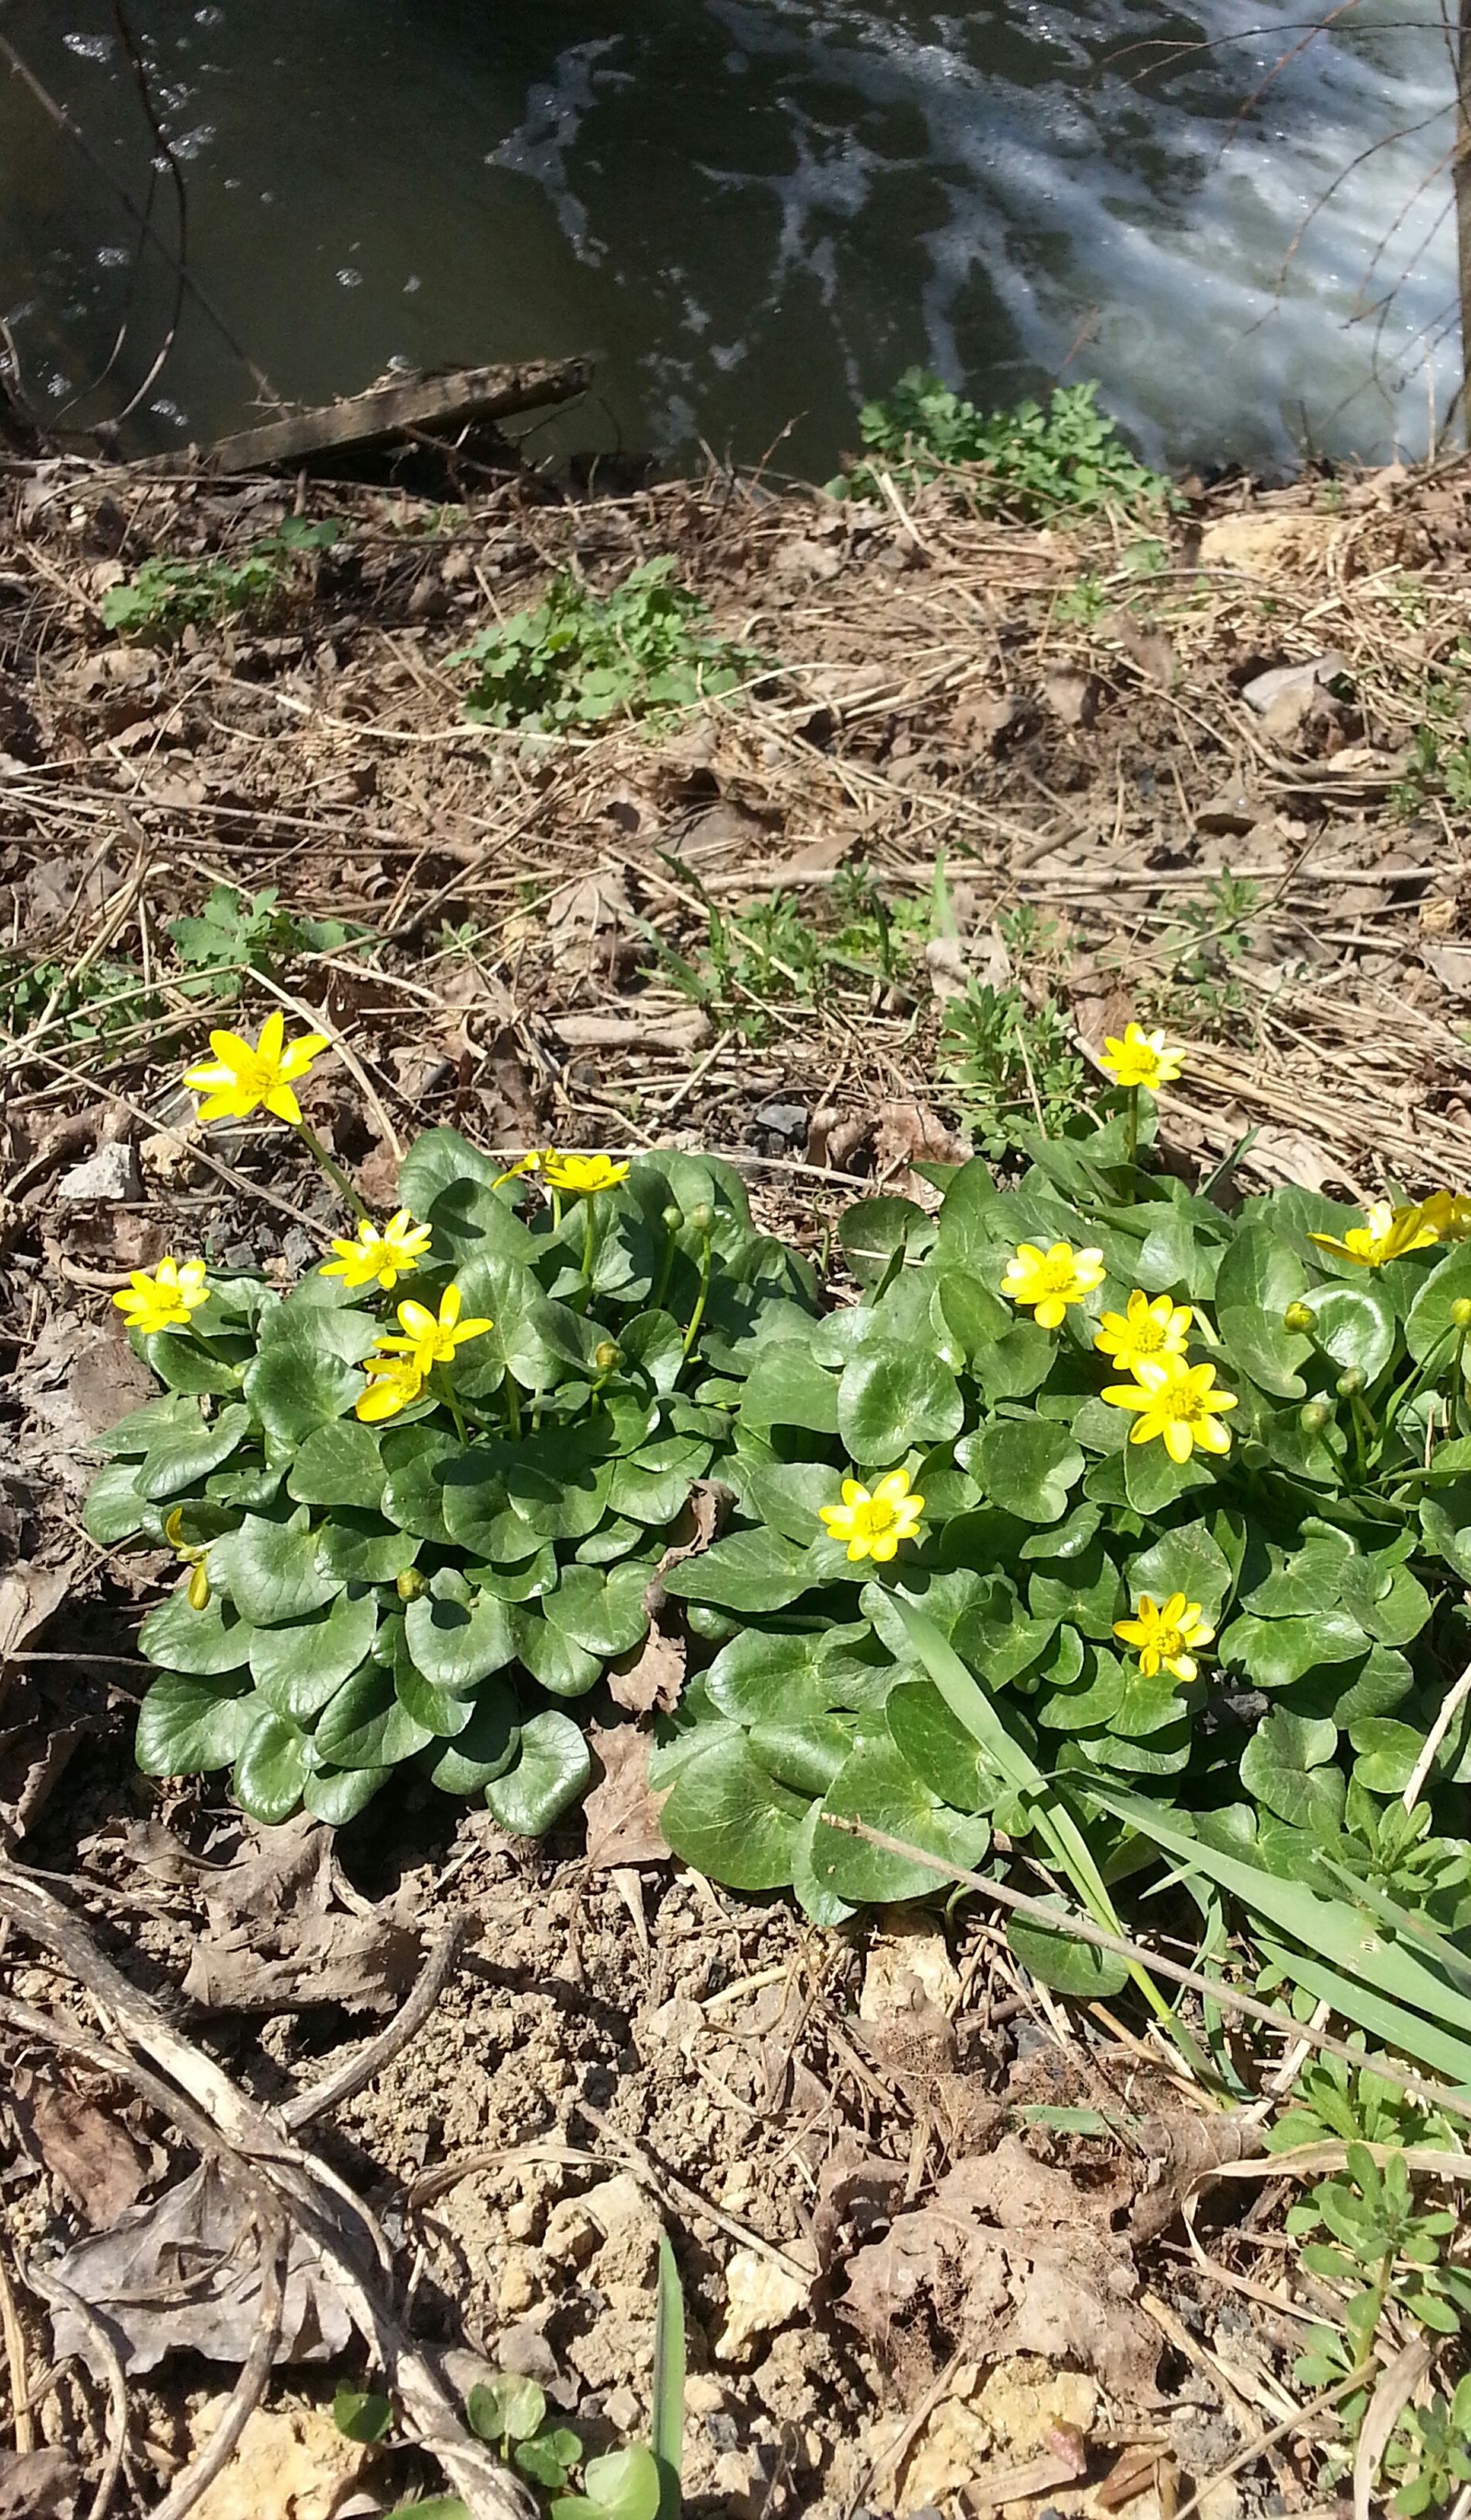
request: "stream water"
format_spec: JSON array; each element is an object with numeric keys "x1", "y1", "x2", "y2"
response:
[{"x1": 0, "y1": 0, "x2": 1460, "y2": 478}]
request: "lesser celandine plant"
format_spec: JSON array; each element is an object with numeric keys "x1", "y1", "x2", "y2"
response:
[
  {"x1": 86, "y1": 1020, "x2": 815, "y2": 1830},
  {"x1": 86, "y1": 1015, "x2": 1471, "y2": 2016}
]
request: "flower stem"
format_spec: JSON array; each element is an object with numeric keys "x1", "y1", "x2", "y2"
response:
[
  {"x1": 435, "y1": 1367, "x2": 468, "y2": 1446},
  {"x1": 503, "y1": 1375, "x2": 522, "y2": 1440},
  {"x1": 1124, "y1": 1085, "x2": 1139, "y2": 1174},
  {"x1": 679, "y1": 1229, "x2": 714, "y2": 1369},
  {"x1": 291, "y1": 1118, "x2": 368, "y2": 1220}
]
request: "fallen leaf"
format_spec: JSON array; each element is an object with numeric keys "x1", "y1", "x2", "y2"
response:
[
  {"x1": 1240, "y1": 651, "x2": 1350, "y2": 715},
  {"x1": 181, "y1": 1815, "x2": 424, "y2": 2013},
  {"x1": 1043, "y1": 670, "x2": 1098, "y2": 729},
  {"x1": 813, "y1": 2142, "x2": 907, "y2": 2273},
  {"x1": 873, "y1": 1100, "x2": 971, "y2": 1185},
  {"x1": 26, "y1": 2080, "x2": 148, "y2": 2228},
  {"x1": 187, "y1": 2398, "x2": 368, "y2": 2520},
  {"x1": 0, "y1": 2448, "x2": 77, "y2": 2519},
  {"x1": 0, "y1": 1563, "x2": 70, "y2": 1662},
  {"x1": 47, "y1": 2159, "x2": 355, "y2": 2373},
  {"x1": 583, "y1": 1723, "x2": 670, "y2": 1870},
  {"x1": 546, "y1": 867, "x2": 633, "y2": 970},
  {"x1": 1238, "y1": 1128, "x2": 1361, "y2": 1198},
  {"x1": 1423, "y1": 940, "x2": 1471, "y2": 997},
  {"x1": 650, "y1": 1483, "x2": 729, "y2": 1593},
  {"x1": 840, "y1": 2138, "x2": 1160, "y2": 2403},
  {"x1": 607, "y1": 1618, "x2": 685, "y2": 1717}
]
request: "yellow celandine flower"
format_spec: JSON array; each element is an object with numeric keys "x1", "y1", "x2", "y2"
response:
[
  {"x1": 355, "y1": 1354, "x2": 426, "y2": 1424},
  {"x1": 496, "y1": 1146, "x2": 631, "y2": 1197},
  {"x1": 322, "y1": 1208, "x2": 433, "y2": 1293},
  {"x1": 1307, "y1": 1199, "x2": 1440, "y2": 1269},
  {"x1": 1098, "y1": 1022, "x2": 1186, "y2": 1094},
  {"x1": 113, "y1": 1255, "x2": 210, "y2": 1337},
  {"x1": 372, "y1": 1282, "x2": 493, "y2": 1377},
  {"x1": 183, "y1": 1009, "x2": 330, "y2": 1126},
  {"x1": 164, "y1": 1505, "x2": 212, "y2": 1610},
  {"x1": 1113, "y1": 1590, "x2": 1214, "y2": 1684},
  {"x1": 818, "y1": 1467, "x2": 926, "y2": 1566},
  {"x1": 1001, "y1": 1240, "x2": 1107, "y2": 1329},
  {"x1": 1103, "y1": 1353, "x2": 1238, "y2": 1464},
  {"x1": 1419, "y1": 1191, "x2": 1471, "y2": 1243},
  {"x1": 1094, "y1": 1289, "x2": 1192, "y2": 1377}
]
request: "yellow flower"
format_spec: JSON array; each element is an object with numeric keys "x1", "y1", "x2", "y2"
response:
[
  {"x1": 1420, "y1": 1191, "x2": 1471, "y2": 1243},
  {"x1": 373, "y1": 1282, "x2": 493, "y2": 1375},
  {"x1": 165, "y1": 1505, "x2": 212, "y2": 1609},
  {"x1": 493, "y1": 1146, "x2": 629, "y2": 1196},
  {"x1": 818, "y1": 1467, "x2": 926, "y2": 1566},
  {"x1": 322, "y1": 1209, "x2": 433, "y2": 1293},
  {"x1": 1094, "y1": 1289, "x2": 1192, "y2": 1377},
  {"x1": 355, "y1": 1354, "x2": 426, "y2": 1423},
  {"x1": 1103, "y1": 1354, "x2": 1238, "y2": 1464},
  {"x1": 1113, "y1": 1590, "x2": 1214, "y2": 1683},
  {"x1": 1308, "y1": 1200, "x2": 1440, "y2": 1269},
  {"x1": 183, "y1": 1009, "x2": 330, "y2": 1126},
  {"x1": 1001, "y1": 1240, "x2": 1107, "y2": 1330},
  {"x1": 113, "y1": 1255, "x2": 210, "y2": 1337},
  {"x1": 1099, "y1": 1022, "x2": 1185, "y2": 1093}
]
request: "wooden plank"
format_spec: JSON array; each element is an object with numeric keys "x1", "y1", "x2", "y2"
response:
[{"x1": 132, "y1": 355, "x2": 592, "y2": 475}]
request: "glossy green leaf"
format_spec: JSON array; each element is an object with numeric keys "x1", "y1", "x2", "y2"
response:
[
  {"x1": 426, "y1": 1685, "x2": 519, "y2": 1793},
  {"x1": 233, "y1": 1705, "x2": 311, "y2": 1823},
  {"x1": 207, "y1": 1506, "x2": 342, "y2": 1625},
  {"x1": 1008, "y1": 1900, "x2": 1128, "y2": 1998},
  {"x1": 837, "y1": 1339, "x2": 964, "y2": 1466},
  {"x1": 544, "y1": 1561, "x2": 651, "y2": 1659},
  {"x1": 140, "y1": 1585, "x2": 255, "y2": 1676},
  {"x1": 249, "y1": 1588, "x2": 380, "y2": 1721},
  {"x1": 815, "y1": 1738, "x2": 990, "y2": 1902},
  {"x1": 288, "y1": 1420, "x2": 387, "y2": 1511},
  {"x1": 314, "y1": 1659, "x2": 433, "y2": 1769},
  {"x1": 1124, "y1": 1519, "x2": 1235, "y2": 1625},
  {"x1": 137, "y1": 1402, "x2": 252, "y2": 1501},
  {"x1": 485, "y1": 1709, "x2": 593, "y2": 1836},
  {"x1": 382, "y1": 1426, "x2": 456, "y2": 1541},
  {"x1": 135, "y1": 1670, "x2": 254, "y2": 1774},
  {"x1": 966, "y1": 1420, "x2": 1083, "y2": 1524},
  {"x1": 143, "y1": 1330, "x2": 243, "y2": 1397},
  {"x1": 516, "y1": 1609, "x2": 601, "y2": 1698},
  {"x1": 405, "y1": 1585, "x2": 517, "y2": 1691},
  {"x1": 736, "y1": 1342, "x2": 840, "y2": 1437},
  {"x1": 82, "y1": 1458, "x2": 157, "y2": 1547},
  {"x1": 662, "y1": 1527, "x2": 824, "y2": 1613},
  {"x1": 244, "y1": 1340, "x2": 363, "y2": 1446},
  {"x1": 1406, "y1": 1243, "x2": 1471, "y2": 1363},
  {"x1": 1303, "y1": 1283, "x2": 1396, "y2": 1379},
  {"x1": 839, "y1": 1196, "x2": 935, "y2": 1287},
  {"x1": 658, "y1": 1730, "x2": 807, "y2": 1888},
  {"x1": 304, "y1": 1764, "x2": 391, "y2": 1823},
  {"x1": 317, "y1": 1512, "x2": 420, "y2": 1584}
]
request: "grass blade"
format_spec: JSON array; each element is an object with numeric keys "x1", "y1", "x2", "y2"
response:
[{"x1": 651, "y1": 2232, "x2": 685, "y2": 2518}]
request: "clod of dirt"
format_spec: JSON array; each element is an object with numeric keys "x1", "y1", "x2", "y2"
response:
[
  {"x1": 185, "y1": 2399, "x2": 368, "y2": 2520},
  {"x1": 894, "y1": 2357, "x2": 1097, "y2": 2514},
  {"x1": 0, "y1": 2449, "x2": 78, "y2": 2519},
  {"x1": 715, "y1": 2245, "x2": 815, "y2": 2361},
  {"x1": 859, "y1": 1912, "x2": 960, "y2": 2022}
]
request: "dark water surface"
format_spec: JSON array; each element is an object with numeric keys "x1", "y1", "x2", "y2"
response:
[{"x1": 0, "y1": 0, "x2": 1458, "y2": 476}]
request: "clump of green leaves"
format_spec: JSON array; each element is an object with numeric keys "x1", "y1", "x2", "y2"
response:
[
  {"x1": 656, "y1": 864, "x2": 935, "y2": 1047},
  {"x1": 86, "y1": 1137, "x2": 814, "y2": 1833},
  {"x1": 101, "y1": 517, "x2": 343, "y2": 644},
  {"x1": 1393, "y1": 720, "x2": 1471, "y2": 822},
  {"x1": 834, "y1": 374, "x2": 1174, "y2": 520},
  {"x1": 452, "y1": 557, "x2": 760, "y2": 734},
  {"x1": 0, "y1": 949, "x2": 159, "y2": 1046},
  {"x1": 1131, "y1": 869, "x2": 1261, "y2": 1034},
  {"x1": 167, "y1": 884, "x2": 355, "y2": 1003},
  {"x1": 937, "y1": 979, "x2": 1090, "y2": 1160}
]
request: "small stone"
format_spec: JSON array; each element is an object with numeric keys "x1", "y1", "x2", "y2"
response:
[
  {"x1": 56, "y1": 1141, "x2": 142, "y2": 1203},
  {"x1": 752, "y1": 1101, "x2": 809, "y2": 1142},
  {"x1": 506, "y1": 2200, "x2": 540, "y2": 2242},
  {"x1": 496, "y1": 2251, "x2": 539, "y2": 2317},
  {"x1": 601, "y1": 2388, "x2": 642, "y2": 2434},
  {"x1": 542, "y1": 2202, "x2": 599, "y2": 2267},
  {"x1": 683, "y1": 2376, "x2": 726, "y2": 2416},
  {"x1": 497, "y1": 2325, "x2": 559, "y2": 2385}
]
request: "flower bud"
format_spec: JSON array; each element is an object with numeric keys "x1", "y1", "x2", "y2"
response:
[
  {"x1": 1299, "y1": 1400, "x2": 1331, "y2": 1434},
  {"x1": 1335, "y1": 1366, "x2": 1365, "y2": 1397},
  {"x1": 1283, "y1": 1302, "x2": 1315, "y2": 1335},
  {"x1": 593, "y1": 1340, "x2": 620, "y2": 1373},
  {"x1": 188, "y1": 1561, "x2": 211, "y2": 1612},
  {"x1": 689, "y1": 1202, "x2": 715, "y2": 1236},
  {"x1": 661, "y1": 1204, "x2": 683, "y2": 1232},
  {"x1": 1453, "y1": 1297, "x2": 1471, "y2": 1329},
  {"x1": 395, "y1": 1567, "x2": 428, "y2": 1601}
]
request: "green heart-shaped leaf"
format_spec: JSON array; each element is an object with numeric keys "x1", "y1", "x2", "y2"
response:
[
  {"x1": 249, "y1": 1589, "x2": 380, "y2": 1721},
  {"x1": 233, "y1": 1705, "x2": 311, "y2": 1822},
  {"x1": 837, "y1": 1340, "x2": 963, "y2": 1466},
  {"x1": 288, "y1": 1420, "x2": 387, "y2": 1511},
  {"x1": 137, "y1": 1402, "x2": 252, "y2": 1502},
  {"x1": 208, "y1": 1507, "x2": 342, "y2": 1625},
  {"x1": 405, "y1": 1586, "x2": 517, "y2": 1690},
  {"x1": 140, "y1": 1586, "x2": 255, "y2": 1676},
  {"x1": 136, "y1": 1670, "x2": 254, "y2": 1773},
  {"x1": 485, "y1": 1709, "x2": 592, "y2": 1836},
  {"x1": 965, "y1": 1420, "x2": 1083, "y2": 1524}
]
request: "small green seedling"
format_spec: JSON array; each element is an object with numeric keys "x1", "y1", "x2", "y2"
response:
[
  {"x1": 452, "y1": 557, "x2": 760, "y2": 733},
  {"x1": 102, "y1": 517, "x2": 342, "y2": 643},
  {"x1": 834, "y1": 374, "x2": 1175, "y2": 520}
]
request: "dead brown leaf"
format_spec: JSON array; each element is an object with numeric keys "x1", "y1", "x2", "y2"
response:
[
  {"x1": 26, "y1": 2078, "x2": 149, "y2": 2228},
  {"x1": 0, "y1": 1562, "x2": 70, "y2": 1662},
  {"x1": 872, "y1": 1100, "x2": 971, "y2": 1184},
  {"x1": 48, "y1": 2158, "x2": 355, "y2": 2372},
  {"x1": 840, "y1": 2137, "x2": 1161, "y2": 2405},
  {"x1": 181, "y1": 1815, "x2": 423, "y2": 2013},
  {"x1": 1043, "y1": 670, "x2": 1098, "y2": 729},
  {"x1": 583, "y1": 1723, "x2": 670, "y2": 1870},
  {"x1": 606, "y1": 1616, "x2": 685, "y2": 1716},
  {"x1": 546, "y1": 866, "x2": 633, "y2": 971}
]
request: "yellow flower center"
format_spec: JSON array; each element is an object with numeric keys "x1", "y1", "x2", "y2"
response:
[
  {"x1": 1156, "y1": 1623, "x2": 1185, "y2": 1659},
  {"x1": 1132, "y1": 1317, "x2": 1167, "y2": 1351},
  {"x1": 1038, "y1": 1253, "x2": 1081, "y2": 1292},
  {"x1": 862, "y1": 1498, "x2": 895, "y2": 1534}
]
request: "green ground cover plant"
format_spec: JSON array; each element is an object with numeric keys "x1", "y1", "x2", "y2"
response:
[
  {"x1": 453, "y1": 555, "x2": 760, "y2": 732},
  {"x1": 833, "y1": 373, "x2": 1175, "y2": 519},
  {"x1": 101, "y1": 516, "x2": 343, "y2": 643}
]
